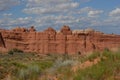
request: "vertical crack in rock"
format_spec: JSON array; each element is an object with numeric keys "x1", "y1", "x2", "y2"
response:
[{"x1": 0, "y1": 33, "x2": 6, "y2": 48}]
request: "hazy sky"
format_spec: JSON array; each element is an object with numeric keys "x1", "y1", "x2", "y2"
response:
[{"x1": 0, "y1": 0, "x2": 120, "y2": 34}]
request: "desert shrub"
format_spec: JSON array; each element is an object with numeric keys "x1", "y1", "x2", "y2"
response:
[
  {"x1": 16, "y1": 61, "x2": 53, "y2": 80},
  {"x1": 101, "y1": 49, "x2": 115, "y2": 61},
  {"x1": 47, "y1": 57, "x2": 77, "y2": 77},
  {"x1": 17, "y1": 64, "x2": 41, "y2": 80},
  {"x1": 11, "y1": 62, "x2": 27, "y2": 69},
  {"x1": 57, "y1": 66, "x2": 73, "y2": 80},
  {"x1": 104, "y1": 48, "x2": 110, "y2": 52},
  {"x1": 88, "y1": 52, "x2": 101, "y2": 61},
  {"x1": 8, "y1": 50, "x2": 14, "y2": 55},
  {"x1": 62, "y1": 53, "x2": 70, "y2": 60},
  {"x1": 8, "y1": 48, "x2": 23, "y2": 55},
  {"x1": 32, "y1": 61, "x2": 53, "y2": 71},
  {"x1": 81, "y1": 51, "x2": 101, "y2": 62},
  {"x1": 12, "y1": 48, "x2": 23, "y2": 53}
]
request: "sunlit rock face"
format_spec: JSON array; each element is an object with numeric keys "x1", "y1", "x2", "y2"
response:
[{"x1": 0, "y1": 25, "x2": 120, "y2": 54}]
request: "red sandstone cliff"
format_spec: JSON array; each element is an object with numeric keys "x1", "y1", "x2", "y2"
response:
[{"x1": 0, "y1": 25, "x2": 120, "y2": 54}]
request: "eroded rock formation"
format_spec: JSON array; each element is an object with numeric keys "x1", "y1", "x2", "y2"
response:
[{"x1": 0, "y1": 25, "x2": 120, "y2": 54}]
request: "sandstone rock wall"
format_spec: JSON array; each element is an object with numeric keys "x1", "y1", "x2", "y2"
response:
[
  {"x1": 0, "y1": 26, "x2": 120, "y2": 54},
  {"x1": 0, "y1": 32, "x2": 5, "y2": 48}
]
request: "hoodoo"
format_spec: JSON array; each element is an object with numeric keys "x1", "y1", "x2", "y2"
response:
[{"x1": 0, "y1": 25, "x2": 120, "y2": 54}]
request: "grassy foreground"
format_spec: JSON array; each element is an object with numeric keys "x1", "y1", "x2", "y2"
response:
[{"x1": 0, "y1": 49, "x2": 120, "y2": 80}]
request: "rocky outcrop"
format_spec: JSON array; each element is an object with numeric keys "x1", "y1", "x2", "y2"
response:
[{"x1": 0, "y1": 25, "x2": 120, "y2": 54}]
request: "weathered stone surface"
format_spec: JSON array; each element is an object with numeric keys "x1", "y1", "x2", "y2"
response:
[
  {"x1": 0, "y1": 25, "x2": 120, "y2": 54},
  {"x1": 0, "y1": 33, "x2": 5, "y2": 48},
  {"x1": 0, "y1": 32, "x2": 7, "y2": 52}
]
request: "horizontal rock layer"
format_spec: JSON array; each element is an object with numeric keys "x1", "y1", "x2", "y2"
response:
[{"x1": 0, "y1": 25, "x2": 120, "y2": 54}]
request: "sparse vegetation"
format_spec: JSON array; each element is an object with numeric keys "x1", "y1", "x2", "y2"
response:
[
  {"x1": 0, "y1": 49, "x2": 120, "y2": 80},
  {"x1": 8, "y1": 48, "x2": 23, "y2": 55},
  {"x1": 74, "y1": 50, "x2": 120, "y2": 80}
]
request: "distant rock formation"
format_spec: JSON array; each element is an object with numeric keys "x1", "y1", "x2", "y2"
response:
[{"x1": 0, "y1": 25, "x2": 120, "y2": 54}]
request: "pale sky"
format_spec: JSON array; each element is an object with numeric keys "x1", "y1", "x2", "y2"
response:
[{"x1": 0, "y1": 0, "x2": 120, "y2": 34}]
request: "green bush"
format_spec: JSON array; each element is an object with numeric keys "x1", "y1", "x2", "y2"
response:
[
  {"x1": 8, "y1": 50, "x2": 14, "y2": 55},
  {"x1": 17, "y1": 65, "x2": 41, "y2": 80},
  {"x1": 81, "y1": 51, "x2": 101, "y2": 62},
  {"x1": 12, "y1": 48, "x2": 23, "y2": 53},
  {"x1": 8, "y1": 48, "x2": 23, "y2": 55},
  {"x1": 88, "y1": 52, "x2": 101, "y2": 61}
]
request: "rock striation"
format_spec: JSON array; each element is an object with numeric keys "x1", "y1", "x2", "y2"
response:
[{"x1": 0, "y1": 25, "x2": 120, "y2": 54}]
